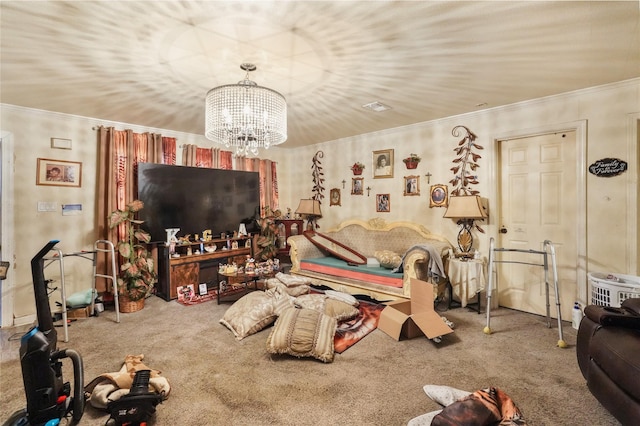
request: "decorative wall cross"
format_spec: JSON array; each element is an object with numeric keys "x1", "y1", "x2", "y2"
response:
[{"x1": 425, "y1": 172, "x2": 432, "y2": 184}]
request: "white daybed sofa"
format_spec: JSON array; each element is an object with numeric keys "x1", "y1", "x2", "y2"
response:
[{"x1": 288, "y1": 218, "x2": 453, "y2": 302}]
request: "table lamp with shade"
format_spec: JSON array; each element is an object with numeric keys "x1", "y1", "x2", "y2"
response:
[
  {"x1": 295, "y1": 199, "x2": 322, "y2": 231},
  {"x1": 443, "y1": 195, "x2": 487, "y2": 254}
]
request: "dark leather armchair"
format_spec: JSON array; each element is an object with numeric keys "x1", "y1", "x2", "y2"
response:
[{"x1": 577, "y1": 297, "x2": 640, "y2": 425}]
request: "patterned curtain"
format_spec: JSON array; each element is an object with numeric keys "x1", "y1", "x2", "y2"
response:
[
  {"x1": 95, "y1": 127, "x2": 176, "y2": 292},
  {"x1": 257, "y1": 159, "x2": 279, "y2": 216}
]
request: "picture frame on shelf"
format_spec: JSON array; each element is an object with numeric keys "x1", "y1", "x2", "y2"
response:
[
  {"x1": 376, "y1": 194, "x2": 390, "y2": 212},
  {"x1": 403, "y1": 175, "x2": 420, "y2": 196},
  {"x1": 429, "y1": 184, "x2": 448, "y2": 208},
  {"x1": 373, "y1": 149, "x2": 394, "y2": 179},
  {"x1": 351, "y1": 177, "x2": 364, "y2": 195},
  {"x1": 36, "y1": 158, "x2": 82, "y2": 188},
  {"x1": 330, "y1": 188, "x2": 341, "y2": 206}
]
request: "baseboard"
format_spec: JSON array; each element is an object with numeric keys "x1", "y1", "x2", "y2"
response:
[{"x1": 13, "y1": 313, "x2": 36, "y2": 327}]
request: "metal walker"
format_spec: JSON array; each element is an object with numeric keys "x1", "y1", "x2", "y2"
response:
[
  {"x1": 43, "y1": 240, "x2": 119, "y2": 342},
  {"x1": 483, "y1": 237, "x2": 567, "y2": 348}
]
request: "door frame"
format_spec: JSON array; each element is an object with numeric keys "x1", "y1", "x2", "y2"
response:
[
  {"x1": 489, "y1": 120, "x2": 588, "y2": 304},
  {"x1": 1, "y1": 130, "x2": 15, "y2": 327},
  {"x1": 626, "y1": 113, "x2": 639, "y2": 274}
]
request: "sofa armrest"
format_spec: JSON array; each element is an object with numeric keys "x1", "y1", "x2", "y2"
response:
[
  {"x1": 622, "y1": 297, "x2": 640, "y2": 315},
  {"x1": 400, "y1": 249, "x2": 449, "y2": 298},
  {"x1": 584, "y1": 304, "x2": 640, "y2": 329},
  {"x1": 288, "y1": 235, "x2": 325, "y2": 272}
]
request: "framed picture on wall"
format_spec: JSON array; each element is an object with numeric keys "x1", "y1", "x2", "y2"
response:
[
  {"x1": 373, "y1": 149, "x2": 394, "y2": 179},
  {"x1": 36, "y1": 158, "x2": 82, "y2": 188},
  {"x1": 376, "y1": 194, "x2": 390, "y2": 212},
  {"x1": 330, "y1": 188, "x2": 341, "y2": 206},
  {"x1": 351, "y1": 177, "x2": 364, "y2": 195},
  {"x1": 429, "y1": 184, "x2": 448, "y2": 208},
  {"x1": 403, "y1": 175, "x2": 420, "y2": 196}
]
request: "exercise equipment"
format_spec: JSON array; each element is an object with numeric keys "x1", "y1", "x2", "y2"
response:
[{"x1": 4, "y1": 240, "x2": 85, "y2": 426}]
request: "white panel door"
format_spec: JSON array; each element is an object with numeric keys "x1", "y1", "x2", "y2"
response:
[{"x1": 498, "y1": 131, "x2": 577, "y2": 319}]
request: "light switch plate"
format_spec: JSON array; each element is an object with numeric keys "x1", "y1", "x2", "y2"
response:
[{"x1": 37, "y1": 201, "x2": 57, "y2": 212}]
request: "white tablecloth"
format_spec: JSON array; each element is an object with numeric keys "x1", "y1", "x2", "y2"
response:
[{"x1": 447, "y1": 258, "x2": 486, "y2": 307}]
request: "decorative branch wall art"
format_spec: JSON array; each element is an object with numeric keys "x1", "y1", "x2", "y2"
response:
[
  {"x1": 449, "y1": 125, "x2": 483, "y2": 196},
  {"x1": 311, "y1": 150, "x2": 325, "y2": 204}
]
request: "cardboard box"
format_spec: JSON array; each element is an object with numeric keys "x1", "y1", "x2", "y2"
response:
[
  {"x1": 66, "y1": 306, "x2": 90, "y2": 319},
  {"x1": 378, "y1": 278, "x2": 454, "y2": 340}
]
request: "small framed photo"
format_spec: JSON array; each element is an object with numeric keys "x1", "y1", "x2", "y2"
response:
[
  {"x1": 351, "y1": 177, "x2": 364, "y2": 195},
  {"x1": 0, "y1": 261, "x2": 9, "y2": 280},
  {"x1": 403, "y1": 175, "x2": 420, "y2": 196},
  {"x1": 36, "y1": 158, "x2": 82, "y2": 188},
  {"x1": 330, "y1": 188, "x2": 341, "y2": 206},
  {"x1": 376, "y1": 194, "x2": 390, "y2": 212},
  {"x1": 198, "y1": 283, "x2": 208, "y2": 296},
  {"x1": 429, "y1": 184, "x2": 448, "y2": 208},
  {"x1": 373, "y1": 149, "x2": 394, "y2": 179}
]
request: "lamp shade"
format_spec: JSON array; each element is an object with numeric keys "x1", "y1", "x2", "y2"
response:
[
  {"x1": 295, "y1": 199, "x2": 322, "y2": 217},
  {"x1": 443, "y1": 195, "x2": 487, "y2": 219}
]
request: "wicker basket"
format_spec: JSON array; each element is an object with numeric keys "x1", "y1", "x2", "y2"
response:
[{"x1": 119, "y1": 295, "x2": 145, "y2": 313}]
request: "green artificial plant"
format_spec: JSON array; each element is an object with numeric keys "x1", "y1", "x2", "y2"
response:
[
  {"x1": 108, "y1": 200, "x2": 157, "y2": 301},
  {"x1": 255, "y1": 206, "x2": 279, "y2": 261}
]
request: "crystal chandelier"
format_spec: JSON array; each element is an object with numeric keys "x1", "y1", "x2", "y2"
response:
[{"x1": 205, "y1": 63, "x2": 287, "y2": 156}]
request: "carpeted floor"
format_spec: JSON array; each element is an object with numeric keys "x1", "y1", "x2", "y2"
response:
[{"x1": 0, "y1": 295, "x2": 620, "y2": 425}]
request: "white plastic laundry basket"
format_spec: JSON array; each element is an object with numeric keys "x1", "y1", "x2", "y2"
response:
[{"x1": 588, "y1": 272, "x2": 640, "y2": 307}]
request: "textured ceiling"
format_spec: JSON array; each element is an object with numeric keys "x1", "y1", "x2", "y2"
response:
[{"x1": 1, "y1": 1, "x2": 638, "y2": 149}]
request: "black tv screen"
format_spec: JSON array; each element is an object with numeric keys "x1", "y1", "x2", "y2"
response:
[{"x1": 137, "y1": 163, "x2": 261, "y2": 243}]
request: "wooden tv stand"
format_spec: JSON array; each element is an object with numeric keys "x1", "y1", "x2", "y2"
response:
[{"x1": 156, "y1": 235, "x2": 254, "y2": 301}]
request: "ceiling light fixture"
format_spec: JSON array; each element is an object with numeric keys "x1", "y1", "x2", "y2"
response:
[
  {"x1": 362, "y1": 101, "x2": 392, "y2": 112},
  {"x1": 205, "y1": 63, "x2": 287, "y2": 156}
]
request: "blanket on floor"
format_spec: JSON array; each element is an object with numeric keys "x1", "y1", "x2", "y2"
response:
[
  {"x1": 84, "y1": 354, "x2": 171, "y2": 409},
  {"x1": 408, "y1": 385, "x2": 527, "y2": 426}
]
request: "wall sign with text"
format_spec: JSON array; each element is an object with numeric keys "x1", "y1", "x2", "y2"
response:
[{"x1": 588, "y1": 158, "x2": 627, "y2": 178}]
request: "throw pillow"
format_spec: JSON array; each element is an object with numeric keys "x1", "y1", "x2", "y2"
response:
[
  {"x1": 294, "y1": 293, "x2": 359, "y2": 321},
  {"x1": 374, "y1": 250, "x2": 402, "y2": 269},
  {"x1": 264, "y1": 278, "x2": 310, "y2": 297},
  {"x1": 324, "y1": 298, "x2": 360, "y2": 321},
  {"x1": 275, "y1": 272, "x2": 310, "y2": 287},
  {"x1": 265, "y1": 283, "x2": 297, "y2": 316},
  {"x1": 265, "y1": 307, "x2": 337, "y2": 363},
  {"x1": 219, "y1": 291, "x2": 277, "y2": 340},
  {"x1": 324, "y1": 289, "x2": 359, "y2": 306}
]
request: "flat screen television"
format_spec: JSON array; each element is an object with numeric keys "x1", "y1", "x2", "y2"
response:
[{"x1": 137, "y1": 163, "x2": 261, "y2": 243}]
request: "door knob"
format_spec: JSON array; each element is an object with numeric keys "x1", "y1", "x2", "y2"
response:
[{"x1": 499, "y1": 227, "x2": 508, "y2": 234}]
